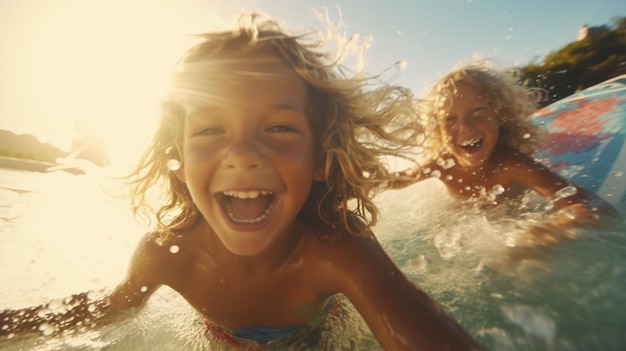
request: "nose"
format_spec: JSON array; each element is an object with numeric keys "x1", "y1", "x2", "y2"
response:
[
  {"x1": 224, "y1": 134, "x2": 263, "y2": 170},
  {"x1": 457, "y1": 114, "x2": 476, "y2": 133}
]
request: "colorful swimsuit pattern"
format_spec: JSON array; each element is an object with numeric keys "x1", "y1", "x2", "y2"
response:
[{"x1": 204, "y1": 297, "x2": 340, "y2": 350}]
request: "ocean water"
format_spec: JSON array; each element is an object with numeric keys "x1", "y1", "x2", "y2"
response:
[{"x1": 1, "y1": 168, "x2": 625, "y2": 351}]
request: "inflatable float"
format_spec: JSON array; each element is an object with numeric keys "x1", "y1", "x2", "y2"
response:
[{"x1": 533, "y1": 74, "x2": 626, "y2": 213}]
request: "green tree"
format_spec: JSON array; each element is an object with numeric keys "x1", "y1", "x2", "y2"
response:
[{"x1": 520, "y1": 16, "x2": 626, "y2": 106}]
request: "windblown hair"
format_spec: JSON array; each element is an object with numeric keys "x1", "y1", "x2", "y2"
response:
[
  {"x1": 420, "y1": 59, "x2": 546, "y2": 159},
  {"x1": 125, "y1": 11, "x2": 421, "y2": 238}
]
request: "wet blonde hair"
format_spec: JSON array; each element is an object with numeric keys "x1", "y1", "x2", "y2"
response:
[
  {"x1": 126, "y1": 11, "x2": 421, "y2": 238},
  {"x1": 420, "y1": 59, "x2": 546, "y2": 159}
]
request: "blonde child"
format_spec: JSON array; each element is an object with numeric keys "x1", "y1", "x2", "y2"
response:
[
  {"x1": 0, "y1": 12, "x2": 480, "y2": 350},
  {"x1": 389, "y1": 59, "x2": 621, "y2": 247}
]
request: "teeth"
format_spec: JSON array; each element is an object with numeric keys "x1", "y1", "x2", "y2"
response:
[
  {"x1": 222, "y1": 194, "x2": 276, "y2": 224},
  {"x1": 222, "y1": 190, "x2": 272, "y2": 199},
  {"x1": 460, "y1": 138, "x2": 480, "y2": 147}
]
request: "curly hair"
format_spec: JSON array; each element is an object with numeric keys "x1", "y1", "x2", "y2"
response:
[
  {"x1": 420, "y1": 58, "x2": 546, "y2": 159},
  {"x1": 125, "y1": 11, "x2": 422, "y2": 239}
]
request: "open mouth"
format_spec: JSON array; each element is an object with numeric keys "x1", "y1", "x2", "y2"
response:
[
  {"x1": 459, "y1": 138, "x2": 482, "y2": 150},
  {"x1": 220, "y1": 190, "x2": 276, "y2": 224}
]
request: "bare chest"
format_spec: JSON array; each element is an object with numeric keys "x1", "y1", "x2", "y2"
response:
[
  {"x1": 168, "y1": 250, "x2": 325, "y2": 328},
  {"x1": 437, "y1": 167, "x2": 520, "y2": 203}
]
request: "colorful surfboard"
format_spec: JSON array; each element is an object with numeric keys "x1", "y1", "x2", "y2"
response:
[{"x1": 533, "y1": 74, "x2": 626, "y2": 212}]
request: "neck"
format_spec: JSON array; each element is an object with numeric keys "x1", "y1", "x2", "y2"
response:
[{"x1": 205, "y1": 219, "x2": 305, "y2": 275}]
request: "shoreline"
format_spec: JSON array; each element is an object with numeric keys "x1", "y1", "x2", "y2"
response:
[
  {"x1": 0, "y1": 156, "x2": 89, "y2": 175},
  {"x1": 0, "y1": 155, "x2": 56, "y2": 173}
]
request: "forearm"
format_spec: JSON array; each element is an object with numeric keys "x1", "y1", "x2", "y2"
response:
[
  {"x1": 516, "y1": 203, "x2": 607, "y2": 249},
  {"x1": 1, "y1": 290, "x2": 118, "y2": 339},
  {"x1": 357, "y1": 276, "x2": 482, "y2": 351}
]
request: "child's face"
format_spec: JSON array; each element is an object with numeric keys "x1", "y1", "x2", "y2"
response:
[
  {"x1": 439, "y1": 83, "x2": 500, "y2": 168},
  {"x1": 176, "y1": 52, "x2": 324, "y2": 256}
]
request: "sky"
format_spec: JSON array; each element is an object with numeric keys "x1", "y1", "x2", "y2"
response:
[{"x1": 1, "y1": 0, "x2": 624, "y2": 169}]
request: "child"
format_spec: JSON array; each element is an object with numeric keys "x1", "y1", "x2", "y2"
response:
[
  {"x1": 389, "y1": 59, "x2": 621, "y2": 247},
  {"x1": 0, "y1": 12, "x2": 481, "y2": 351}
]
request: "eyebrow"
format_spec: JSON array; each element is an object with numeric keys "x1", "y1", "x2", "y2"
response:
[{"x1": 187, "y1": 103, "x2": 305, "y2": 118}]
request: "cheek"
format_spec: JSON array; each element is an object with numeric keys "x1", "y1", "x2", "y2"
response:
[
  {"x1": 183, "y1": 141, "x2": 216, "y2": 165},
  {"x1": 486, "y1": 120, "x2": 500, "y2": 139},
  {"x1": 271, "y1": 140, "x2": 315, "y2": 167}
]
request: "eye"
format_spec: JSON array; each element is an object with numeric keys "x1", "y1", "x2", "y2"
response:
[
  {"x1": 444, "y1": 115, "x2": 457, "y2": 124},
  {"x1": 473, "y1": 107, "x2": 487, "y2": 116},
  {"x1": 267, "y1": 124, "x2": 299, "y2": 133},
  {"x1": 194, "y1": 127, "x2": 224, "y2": 136}
]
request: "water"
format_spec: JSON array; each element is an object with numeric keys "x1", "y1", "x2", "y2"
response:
[{"x1": 1, "y1": 169, "x2": 625, "y2": 350}]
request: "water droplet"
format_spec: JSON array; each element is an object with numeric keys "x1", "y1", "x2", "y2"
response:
[
  {"x1": 87, "y1": 304, "x2": 96, "y2": 313},
  {"x1": 140, "y1": 286, "x2": 148, "y2": 292},
  {"x1": 612, "y1": 171, "x2": 623, "y2": 177},
  {"x1": 412, "y1": 255, "x2": 427, "y2": 271},
  {"x1": 38, "y1": 323, "x2": 55, "y2": 336},
  {"x1": 523, "y1": 133, "x2": 531, "y2": 139},
  {"x1": 445, "y1": 175, "x2": 453, "y2": 181},
  {"x1": 553, "y1": 186, "x2": 578, "y2": 202},
  {"x1": 167, "y1": 159, "x2": 181, "y2": 171},
  {"x1": 430, "y1": 170, "x2": 442, "y2": 178},
  {"x1": 48, "y1": 299, "x2": 62, "y2": 311},
  {"x1": 169, "y1": 245, "x2": 180, "y2": 254},
  {"x1": 436, "y1": 157, "x2": 456, "y2": 169},
  {"x1": 395, "y1": 60, "x2": 407, "y2": 71},
  {"x1": 491, "y1": 184, "x2": 505, "y2": 195},
  {"x1": 37, "y1": 308, "x2": 52, "y2": 318}
]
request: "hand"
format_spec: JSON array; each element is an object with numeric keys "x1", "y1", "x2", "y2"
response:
[
  {"x1": 516, "y1": 222, "x2": 578, "y2": 248},
  {"x1": 499, "y1": 222, "x2": 578, "y2": 266}
]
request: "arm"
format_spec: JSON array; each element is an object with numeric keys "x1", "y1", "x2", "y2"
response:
[
  {"x1": 510, "y1": 154, "x2": 620, "y2": 222},
  {"x1": 505, "y1": 153, "x2": 621, "y2": 245},
  {"x1": 387, "y1": 161, "x2": 433, "y2": 190},
  {"x1": 0, "y1": 290, "x2": 116, "y2": 338},
  {"x1": 0, "y1": 232, "x2": 163, "y2": 339},
  {"x1": 326, "y1": 230, "x2": 482, "y2": 350}
]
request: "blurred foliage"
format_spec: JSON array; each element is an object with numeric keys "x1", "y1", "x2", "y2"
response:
[
  {"x1": 520, "y1": 16, "x2": 626, "y2": 107},
  {"x1": 0, "y1": 129, "x2": 65, "y2": 163}
]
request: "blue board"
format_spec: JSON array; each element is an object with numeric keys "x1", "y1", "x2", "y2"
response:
[{"x1": 533, "y1": 74, "x2": 626, "y2": 212}]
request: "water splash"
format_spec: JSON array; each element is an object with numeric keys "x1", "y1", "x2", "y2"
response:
[
  {"x1": 500, "y1": 304, "x2": 556, "y2": 341},
  {"x1": 553, "y1": 186, "x2": 578, "y2": 202},
  {"x1": 436, "y1": 157, "x2": 456, "y2": 169}
]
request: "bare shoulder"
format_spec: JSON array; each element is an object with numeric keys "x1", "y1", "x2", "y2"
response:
[
  {"x1": 496, "y1": 146, "x2": 539, "y2": 169},
  {"x1": 125, "y1": 228, "x2": 199, "y2": 286},
  {"x1": 133, "y1": 230, "x2": 183, "y2": 265},
  {"x1": 304, "y1": 219, "x2": 408, "y2": 294},
  {"x1": 493, "y1": 147, "x2": 553, "y2": 181}
]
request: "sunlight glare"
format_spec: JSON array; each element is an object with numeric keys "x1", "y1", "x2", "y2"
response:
[{"x1": 10, "y1": 0, "x2": 231, "y2": 174}]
